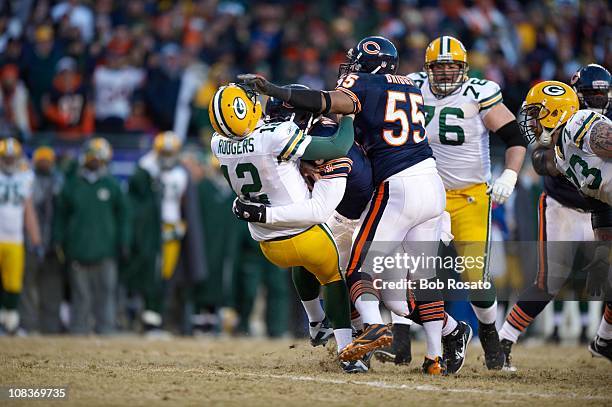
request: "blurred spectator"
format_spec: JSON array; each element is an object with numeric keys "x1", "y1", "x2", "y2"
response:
[
  {"x1": 0, "y1": 64, "x2": 31, "y2": 139},
  {"x1": 19, "y1": 146, "x2": 65, "y2": 334},
  {"x1": 53, "y1": 138, "x2": 128, "y2": 334},
  {"x1": 93, "y1": 43, "x2": 145, "y2": 133},
  {"x1": 20, "y1": 25, "x2": 61, "y2": 125},
  {"x1": 144, "y1": 44, "x2": 184, "y2": 132},
  {"x1": 42, "y1": 57, "x2": 94, "y2": 139},
  {"x1": 51, "y1": 0, "x2": 94, "y2": 43},
  {"x1": 0, "y1": 138, "x2": 41, "y2": 334},
  {"x1": 126, "y1": 131, "x2": 188, "y2": 335}
]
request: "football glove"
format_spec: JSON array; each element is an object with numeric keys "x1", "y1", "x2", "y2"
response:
[
  {"x1": 488, "y1": 169, "x2": 518, "y2": 204},
  {"x1": 232, "y1": 197, "x2": 266, "y2": 223},
  {"x1": 237, "y1": 74, "x2": 273, "y2": 94}
]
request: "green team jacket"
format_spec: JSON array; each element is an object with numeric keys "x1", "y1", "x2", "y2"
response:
[{"x1": 53, "y1": 171, "x2": 129, "y2": 263}]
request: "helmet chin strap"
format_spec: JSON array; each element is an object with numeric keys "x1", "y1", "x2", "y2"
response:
[{"x1": 539, "y1": 110, "x2": 568, "y2": 147}]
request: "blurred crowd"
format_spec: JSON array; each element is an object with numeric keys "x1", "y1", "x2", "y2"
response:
[
  {"x1": 0, "y1": 0, "x2": 609, "y2": 337},
  {"x1": 0, "y1": 0, "x2": 609, "y2": 142}
]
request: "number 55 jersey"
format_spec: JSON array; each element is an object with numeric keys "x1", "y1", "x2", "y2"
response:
[
  {"x1": 554, "y1": 109, "x2": 612, "y2": 205},
  {"x1": 211, "y1": 120, "x2": 313, "y2": 241},
  {"x1": 407, "y1": 72, "x2": 503, "y2": 190}
]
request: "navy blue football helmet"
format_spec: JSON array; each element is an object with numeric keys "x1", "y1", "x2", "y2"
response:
[
  {"x1": 570, "y1": 64, "x2": 611, "y2": 114},
  {"x1": 265, "y1": 84, "x2": 315, "y2": 130},
  {"x1": 339, "y1": 36, "x2": 399, "y2": 77}
]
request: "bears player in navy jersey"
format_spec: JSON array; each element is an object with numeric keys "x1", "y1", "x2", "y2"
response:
[
  {"x1": 236, "y1": 86, "x2": 473, "y2": 374},
  {"x1": 499, "y1": 65, "x2": 612, "y2": 368},
  {"x1": 240, "y1": 36, "x2": 450, "y2": 374}
]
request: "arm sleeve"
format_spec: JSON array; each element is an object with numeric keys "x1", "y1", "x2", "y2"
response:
[
  {"x1": 302, "y1": 116, "x2": 355, "y2": 160},
  {"x1": 266, "y1": 177, "x2": 347, "y2": 226},
  {"x1": 335, "y1": 73, "x2": 367, "y2": 114}
]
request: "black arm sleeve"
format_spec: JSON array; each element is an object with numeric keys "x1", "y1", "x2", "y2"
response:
[
  {"x1": 495, "y1": 120, "x2": 527, "y2": 148},
  {"x1": 265, "y1": 84, "x2": 324, "y2": 113}
]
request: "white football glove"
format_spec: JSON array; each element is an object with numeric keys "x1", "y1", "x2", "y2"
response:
[{"x1": 488, "y1": 169, "x2": 518, "y2": 204}]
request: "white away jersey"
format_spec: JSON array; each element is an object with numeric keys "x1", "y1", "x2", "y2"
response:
[
  {"x1": 211, "y1": 120, "x2": 313, "y2": 241},
  {"x1": 407, "y1": 72, "x2": 503, "y2": 190},
  {"x1": 94, "y1": 66, "x2": 145, "y2": 120},
  {"x1": 0, "y1": 168, "x2": 33, "y2": 243},
  {"x1": 555, "y1": 109, "x2": 612, "y2": 205}
]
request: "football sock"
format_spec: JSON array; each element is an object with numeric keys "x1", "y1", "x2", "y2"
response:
[
  {"x1": 579, "y1": 301, "x2": 590, "y2": 328},
  {"x1": 441, "y1": 312, "x2": 458, "y2": 337},
  {"x1": 416, "y1": 301, "x2": 445, "y2": 359},
  {"x1": 301, "y1": 299, "x2": 325, "y2": 324},
  {"x1": 423, "y1": 320, "x2": 444, "y2": 359},
  {"x1": 499, "y1": 321, "x2": 521, "y2": 343},
  {"x1": 471, "y1": 300, "x2": 498, "y2": 325},
  {"x1": 334, "y1": 328, "x2": 353, "y2": 353},
  {"x1": 597, "y1": 302, "x2": 612, "y2": 340},
  {"x1": 322, "y1": 280, "x2": 351, "y2": 329},
  {"x1": 391, "y1": 311, "x2": 412, "y2": 325},
  {"x1": 354, "y1": 295, "x2": 383, "y2": 325}
]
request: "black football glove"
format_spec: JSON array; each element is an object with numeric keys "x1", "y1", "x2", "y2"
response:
[
  {"x1": 237, "y1": 74, "x2": 272, "y2": 94},
  {"x1": 232, "y1": 197, "x2": 266, "y2": 223}
]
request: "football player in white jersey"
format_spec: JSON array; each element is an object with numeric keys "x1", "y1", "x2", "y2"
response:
[
  {"x1": 516, "y1": 80, "x2": 612, "y2": 363},
  {"x1": 0, "y1": 138, "x2": 42, "y2": 334},
  {"x1": 135, "y1": 131, "x2": 189, "y2": 334},
  {"x1": 405, "y1": 36, "x2": 527, "y2": 370},
  {"x1": 209, "y1": 83, "x2": 367, "y2": 371}
]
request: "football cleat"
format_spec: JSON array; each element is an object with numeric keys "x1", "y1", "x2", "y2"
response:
[
  {"x1": 422, "y1": 356, "x2": 447, "y2": 376},
  {"x1": 309, "y1": 317, "x2": 334, "y2": 347},
  {"x1": 442, "y1": 321, "x2": 473, "y2": 374},
  {"x1": 546, "y1": 326, "x2": 561, "y2": 345},
  {"x1": 373, "y1": 323, "x2": 412, "y2": 365},
  {"x1": 340, "y1": 358, "x2": 369, "y2": 373},
  {"x1": 500, "y1": 338, "x2": 517, "y2": 371},
  {"x1": 339, "y1": 323, "x2": 392, "y2": 362},
  {"x1": 588, "y1": 335, "x2": 612, "y2": 362},
  {"x1": 478, "y1": 322, "x2": 505, "y2": 370}
]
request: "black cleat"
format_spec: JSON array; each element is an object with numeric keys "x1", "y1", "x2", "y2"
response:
[
  {"x1": 373, "y1": 323, "x2": 412, "y2": 365},
  {"x1": 341, "y1": 358, "x2": 369, "y2": 373},
  {"x1": 339, "y1": 323, "x2": 393, "y2": 362},
  {"x1": 589, "y1": 335, "x2": 612, "y2": 362},
  {"x1": 500, "y1": 338, "x2": 517, "y2": 371},
  {"x1": 309, "y1": 317, "x2": 334, "y2": 347},
  {"x1": 579, "y1": 326, "x2": 589, "y2": 345},
  {"x1": 478, "y1": 322, "x2": 505, "y2": 370},
  {"x1": 443, "y1": 321, "x2": 473, "y2": 374}
]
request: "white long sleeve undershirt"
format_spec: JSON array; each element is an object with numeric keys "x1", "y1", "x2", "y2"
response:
[{"x1": 266, "y1": 177, "x2": 347, "y2": 227}]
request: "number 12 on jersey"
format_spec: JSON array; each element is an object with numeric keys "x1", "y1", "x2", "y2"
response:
[{"x1": 382, "y1": 91, "x2": 426, "y2": 146}]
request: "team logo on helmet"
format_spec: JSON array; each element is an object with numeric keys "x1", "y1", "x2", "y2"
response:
[
  {"x1": 233, "y1": 96, "x2": 247, "y2": 119},
  {"x1": 542, "y1": 84, "x2": 566, "y2": 96},
  {"x1": 362, "y1": 41, "x2": 381, "y2": 55}
]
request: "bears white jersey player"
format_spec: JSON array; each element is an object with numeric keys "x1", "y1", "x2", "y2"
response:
[{"x1": 555, "y1": 110, "x2": 612, "y2": 204}]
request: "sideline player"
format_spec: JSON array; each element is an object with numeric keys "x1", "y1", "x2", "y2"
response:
[
  {"x1": 0, "y1": 138, "x2": 42, "y2": 334},
  {"x1": 240, "y1": 36, "x2": 450, "y2": 374},
  {"x1": 209, "y1": 82, "x2": 364, "y2": 371},
  {"x1": 404, "y1": 36, "x2": 527, "y2": 370},
  {"x1": 501, "y1": 80, "x2": 612, "y2": 367}
]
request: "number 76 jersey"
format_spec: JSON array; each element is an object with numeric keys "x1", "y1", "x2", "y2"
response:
[
  {"x1": 554, "y1": 109, "x2": 612, "y2": 205},
  {"x1": 407, "y1": 72, "x2": 503, "y2": 190}
]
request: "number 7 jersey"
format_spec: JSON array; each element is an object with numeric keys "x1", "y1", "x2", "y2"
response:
[
  {"x1": 407, "y1": 72, "x2": 503, "y2": 190},
  {"x1": 211, "y1": 121, "x2": 313, "y2": 241},
  {"x1": 554, "y1": 109, "x2": 612, "y2": 205}
]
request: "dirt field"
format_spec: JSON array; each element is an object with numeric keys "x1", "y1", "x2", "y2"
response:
[{"x1": 1, "y1": 336, "x2": 610, "y2": 406}]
